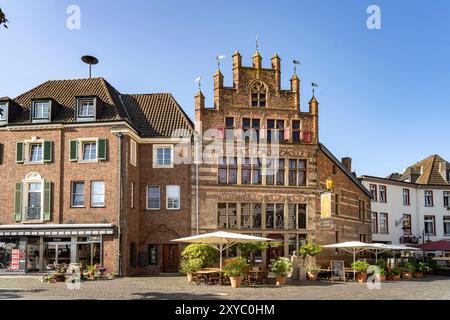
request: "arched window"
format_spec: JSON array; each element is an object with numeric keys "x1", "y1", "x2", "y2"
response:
[{"x1": 251, "y1": 81, "x2": 267, "y2": 107}]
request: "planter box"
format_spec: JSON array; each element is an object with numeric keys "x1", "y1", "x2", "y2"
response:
[
  {"x1": 307, "y1": 272, "x2": 318, "y2": 281},
  {"x1": 275, "y1": 276, "x2": 287, "y2": 286},
  {"x1": 355, "y1": 272, "x2": 367, "y2": 283}
]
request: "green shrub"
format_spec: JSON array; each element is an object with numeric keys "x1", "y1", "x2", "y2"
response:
[
  {"x1": 414, "y1": 261, "x2": 431, "y2": 273},
  {"x1": 298, "y1": 243, "x2": 323, "y2": 259},
  {"x1": 351, "y1": 260, "x2": 370, "y2": 272},
  {"x1": 306, "y1": 264, "x2": 320, "y2": 273},
  {"x1": 179, "y1": 258, "x2": 203, "y2": 274},
  {"x1": 402, "y1": 262, "x2": 415, "y2": 272},
  {"x1": 270, "y1": 257, "x2": 293, "y2": 276},
  {"x1": 180, "y1": 244, "x2": 219, "y2": 268},
  {"x1": 390, "y1": 266, "x2": 401, "y2": 275},
  {"x1": 223, "y1": 257, "x2": 249, "y2": 278},
  {"x1": 368, "y1": 264, "x2": 386, "y2": 275}
]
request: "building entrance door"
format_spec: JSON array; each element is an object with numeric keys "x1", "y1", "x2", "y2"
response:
[
  {"x1": 266, "y1": 234, "x2": 284, "y2": 267},
  {"x1": 162, "y1": 244, "x2": 179, "y2": 272},
  {"x1": 43, "y1": 239, "x2": 71, "y2": 266}
]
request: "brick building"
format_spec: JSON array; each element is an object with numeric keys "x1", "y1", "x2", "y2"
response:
[
  {"x1": 0, "y1": 78, "x2": 193, "y2": 275},
  {"x1": 193, "y1": 50, "x2": 372, "y2": 266}
]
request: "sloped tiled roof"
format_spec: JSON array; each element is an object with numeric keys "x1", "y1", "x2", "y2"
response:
[
  {"x1": 6, "y1": 78, "x2": 193, "y2": 138},
  {"x1": 399, "y1": 155, "x2": 449, "y2": 185},
  {"x1": 122, "y1": 94, "x2": 193, "y2": 137}
]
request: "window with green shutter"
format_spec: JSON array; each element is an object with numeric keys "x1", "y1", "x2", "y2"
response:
[
  {"x1": 14, "y1": 182, "x2": 23, "y2": 221},
  {"x1": 70, "y1": 140, "x2": 78, "y2": 161},
  {"x1": 97, "y1": 138, "x2": 107, "y2": 160},
  {"x1": 43, "y1": 140, "x2": 52, "y2": 162},
  {"x1": 16, "y1": 142, "x2": 24, "y2": 163},
  {"x1": 43, "y1": 181, "x2": 52, "y2": 221},
  {"x1": 0, "y1": 143, "x2": 3, "y2": 165}
]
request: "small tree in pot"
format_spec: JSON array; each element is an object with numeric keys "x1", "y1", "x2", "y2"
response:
[
  {"x1": 351, "y1": 261, "x2": 370, "y2": 283},
  {"x1": 298, "y1": 242, "x2": 322, "y2": 280},
  {"x1": 270, "y1": 257, "x2": 293, "y2": 286},
  {"x1": 413, "y1": 262, "x2": 430, "y2": 278},
  {"x1": 306, "y1": 264, "x2": 320, "y2": 281},
  {"x1": 180, "y1": 258, "x2": 203, "y2": 283},
  {"x1": 223, "y1": 257, "x2": 249, "y2": 288},
  {"x1": 387, "y1": 266, "x2": 401, "y2": 281},
  {"x1": 401, "y1": 262, "x2": 415, "y2": 280}
]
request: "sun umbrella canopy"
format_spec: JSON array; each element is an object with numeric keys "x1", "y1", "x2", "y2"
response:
[
  {"x1": 322, "y1": 241, "x2": 374, "y2": 249},
  {"x1": 171, "y1": 231, "x2": 274, "y2": 245}
]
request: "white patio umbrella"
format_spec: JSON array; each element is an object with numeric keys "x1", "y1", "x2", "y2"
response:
[
  {"x1": 322, "y1": 241, "x2": 377, "y2": 281},
  {"x1": 367, "y1": 243, "x2": 393, "y2": 263},
  {"x1": 171, "y1": 231, "x2": 274, "y2": 282}
]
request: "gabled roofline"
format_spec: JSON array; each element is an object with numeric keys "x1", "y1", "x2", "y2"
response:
[{"x1": 319, "y1": 143, "x2": 373, "y2": 198}]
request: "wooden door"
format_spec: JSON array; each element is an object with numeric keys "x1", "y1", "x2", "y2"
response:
[
  {"x1": 266, "y1": 234, "x2": 284, "y2": 267},
  {"x1": 162, "y1": 244, "x2": 179, "y2": 272}
]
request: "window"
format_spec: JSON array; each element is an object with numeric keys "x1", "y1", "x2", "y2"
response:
[
  {"x1": 218, "y1": 157, "x2": 237, "y2": 184},
  {"x1": 251, "y1": 158, "x2": 262, "y2": 185},
  {"x1": 130, "y1": 140, "x2": 137, "y2": 166},
  {"x1": 251, "y1": 81, "x2": 267, "y2": 107},
  {"x1": 335, "y1": 194, "x2": 340, "y2": 215},
  {"x1": 369, "y1": 184, "x2": 377, "y2": 201},
  {"x1": 71, "y1": 182, "x2": 84, "y2": 207},
  {"x1": 29, "y1": 143, "x2": 43, "y2": 163},
  {"x1": 32, "y1": 101, "x2": 50, "y2": 121},
  {"x1": 147, "y1": 244, "x2": 157, "y2": 265},
  {"x1": 379, "y1": 213, "x2": 388, "y2": 234},
  {"x1": 298, "y1": 204, "x2": 307, "y2": 229},
  {"x1": 241, "y1": 203, "x2": 251, "y2": 229},
  {"x1": 403, "y1": 189, "x2": 410, "y2": 206},
  {"x1": 252, "y1": 203, "x2": 262, "y2": 228},
  {"x1": 0, "y1": 103, "x2": 6, "y2": 121},
  {"x1": 242, "y1": 118, "x2": 260, "y2": 142},
  {"x1": 267, "y1": 119, "x2": 285, "y2": 143},
  {"x1": 292, "y1": 120, "x2": 301, "y2": 143},
  {"x1": 27, "y1": 183, "x2": 42, "y2": 220},
  {"x1": 147, "y1": 186, "x2": 160, "y2": 210},
  {"x1": 91, "y1": 181, "x2": 105, "y2": 207},
  {"x1": 241, "y1": 157, "x2": 251, "y2": 184},
  {"x1": 275, "y1": 204, "x2": 284, "y2": 229},
  {"x1": 379, "y1": 185, "x2": 387, "y2": 202},
  {"x1": 289, "y1": 159, "x2": 307, "y2": 186},
  {"x1": 444, "y1": 216, "x2": 450, "y2": 236},
  {"x1": 288, "y1": 204, "x2": 307, "y2": 229},
  {"x1": 166, "y1": 185, "x2": 180, "y2": 210},
  {"x1": 225, "y1": 117, "x2": 235, "y2": 139},
  {"x1": 154, "y1": 146, "x2": 172, "y2": 167},
  {"x1": 77, "y1": 98, "x2": 95, "y2": 118},
  {"x1": 402, "y1": 214, "x2": 411, "y2": 235},
  {"x1": 371, "y1": 212, "x2": 378, "y2": 234},
  {"x1": 444, "y1": 191, "x2": 450, "y2": 207},
  {"x1": 82, "y1": 142, "x2": 97, "y2": 161},
  {"x1": 266, "y1": 204, "x2": 275, "y2": 229},
  {"x1": 276, "y1": 159, "x2": 285, "y2": 185},
  {"x1": 424, "y1": 190, "x2": 433, "y2": 207},
  {"x1": 217, "y1": 203, "x2": 237, "y2": 228},
  {"x1": 424, "y1": 216, "x2": 435, "y2": 236}
]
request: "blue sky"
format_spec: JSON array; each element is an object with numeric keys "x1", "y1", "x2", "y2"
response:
[{"x1": 1, "y1": 0, "x2": 449, "y2": 177}]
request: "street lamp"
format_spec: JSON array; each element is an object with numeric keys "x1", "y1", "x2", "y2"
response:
[{"x1": 326, "y1": 176, "x2": 334, "y2": 191}]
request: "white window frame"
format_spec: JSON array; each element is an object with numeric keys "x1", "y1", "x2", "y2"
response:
[
  {"x1": 424, "y1": 190, "x2": 433, "y2": 207},
  {"x1": 146, "y1": 186, "x2": 160, "y2": 210},
  {"x1": 424, "y1": 215, "x2": 435, "y2": 236},
  {"x1": 23, "y1": 139, "x2": 45, "y2": 165},
  {"x1": 77, "y1": 98, "x2": 96, "y2": 119},
  {"x1": 379, "y1": 185, "x2": 387, "y2": 203},
  {"x1": 71, "y1": 181, "x2": 85, "y2": 208},
  {"x1": 28, "y1": 142, "x2": 44, "y2": 163},
  {"x1": 444, "y1": 191, "x2": 450, "y2": 208},
  {"x1": 444, "y1": 216, "x2": 450, "y2": 236},
  {"x1": 166, "y1": 185, "x2": 180, "y2": 210},
  {"x1": 32, "y1": 100, "x2": 51, "y2": 122},
  {"x1": 21, "y1": 172, "x2": 44, "y2": 221},
  {"x1": 0, "y1": 103, "x2": 7, "y2": 121},
  {"x1": 91, "y1": 181, "x2": 105, "y2": 207},
  {"x1": 379, "y1": 212, "x2": 388, "y2": 234},
  {"x1": 130, "y1": 139, "x2": 137, "y2": 166},
  {"x1": 153, "y1": 145, "x2": 173, "y2": 168}
]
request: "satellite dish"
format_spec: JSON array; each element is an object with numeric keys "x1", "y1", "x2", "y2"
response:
[{"x1": 81, "y1": 55, "x2": 99, "y2": 78}]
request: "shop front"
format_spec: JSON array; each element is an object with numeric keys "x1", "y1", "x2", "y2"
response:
[{"x1": 0, "y1": 224, "x2": 114, "y2": 273}]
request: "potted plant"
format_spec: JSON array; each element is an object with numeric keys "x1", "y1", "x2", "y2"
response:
[
  {"x1": 298, "y1": 242, "x2": 323, "y2": 281},
  {"x1": 223, "y1": 257, "x2": 249, "y2": 288},
  {"x1": 180, "y1": 244, "x2": 219, "y2": 268},
  {"x1": 306, "y1": 264, "x2": 320, "y2": 281},
  {"x1": 270, "y1": 257, "x2": 293, "y2": 286},
  {"x1": 387, "y1": 266, "x2": 401, "y2": 281},
  {"x1": 368, "y1": 265, "x2": 386, "y2": 282},
  {"x1": 401, "y1": 262, "x2": 414, "y2": 279},
  {"x1": 180, "y1": 258, "x2": 203, "y2": 283},
  {"x1": 414, "y1": 262, "x2": 429, "y2": 278},
  {"x1": 351, "y1": 261, "x2": 369, "y2": 283}
]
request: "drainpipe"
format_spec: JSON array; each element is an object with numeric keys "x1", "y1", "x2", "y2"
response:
[{"x1": 115, "y1": 132, "x2": 123, "y2": 276}]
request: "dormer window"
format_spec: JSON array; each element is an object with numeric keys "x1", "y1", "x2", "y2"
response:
[
  {"x1": 77, "y1": 98, "x2": 96, "y2": 120},
  {"x1": 0, "y1": 103, "x2": 7, "y2": 122},
  {"x1": 251, "y1": 81, "x2": 267, "y2": 107},
  {"x1": 32, "y1": 100, "x2": 50, "y2": 122}
]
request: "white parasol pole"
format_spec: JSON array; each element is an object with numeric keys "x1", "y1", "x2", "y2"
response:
[{"x1": 353, "y1": 251, "x2": 356, "y2": 282}]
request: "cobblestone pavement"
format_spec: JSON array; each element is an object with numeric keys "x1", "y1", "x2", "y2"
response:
[{"x1": 0, "y1": 275, "x2": 449, "y2": 300}]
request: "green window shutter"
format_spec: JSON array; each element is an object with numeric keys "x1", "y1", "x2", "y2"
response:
[
  {"x1": 43, "y1": 181, "x2": 52, "y2": 221},
  {"x1": 0, "y1": 143, "x2": 3, "y2": 165},
  {"x1": 16, "y1": 142, "x2": 24, "y2": 163},
  {"x1": 97, "y1": 138, "x2": 107, "y2": 160},
  {"x1": 43, "y1": 140, "x2": 52, "y2": 162},
  {"x1": 14, "y1": 182, "x2": 23, "y2": 222},
  {"x1": 69, "y1": 140, "x2": 78, "y2": 161}
]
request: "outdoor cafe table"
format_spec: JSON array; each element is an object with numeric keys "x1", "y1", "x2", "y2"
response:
[
  {"x1": 317, "y1": 268, "x2": 355, "y2": 281},
  {"x1": 245, "y1": 270, "x2": 264, "y2": 285},
  {"x1": 195, "y1": 269, "x2": 223, "y2": 285}
]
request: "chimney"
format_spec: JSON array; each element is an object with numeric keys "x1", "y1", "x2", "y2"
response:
[
  {"x1": 232, "y1": 50, "x2": 242, "y2": 88},
  {"x1": 252, "y1": 51, "x2": 262, "y2": 69},
  {"x1": 341, "y1": 157, "x2": 352, "y2": 172},
  {"x1": 213, "y1": 70, "x2": 223, "y2": 109}
]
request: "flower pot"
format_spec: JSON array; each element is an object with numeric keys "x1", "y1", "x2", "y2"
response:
[
  {"x1": 307, "y1": 272, "x2": 318, "y2": 281},
  {"x1": 377, "y1": 274, "x2": 386, "y2": 282},
  {"x1": 275, "y1": 275, "x2": 287, "y2": 286},
  {"x1": 229, "y1": 276, "x2": 242, "y2": 288},
  {"x1": 186, "y1": 273, "x2": 193, "y2": 283},
  {"x1": 401, "y1": 272, "x2": 412, "y2": 280},
  {"x1": 355, "y1": 272, "x2": 367, "y2": 283},
  {"x1": 414, "y1": 272, "x2": 424, "y2": 278}
]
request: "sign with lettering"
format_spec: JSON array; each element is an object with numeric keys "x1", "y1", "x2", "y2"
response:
[
  {"x1": 320, "y1": 192, "x2": 332, "y2": 219},
  {"x1": 330, "y1": 260, "x2": 345, "y2": 282},
  {"x1": 10, "y1": 249, "x2": 20, "y2": 270}
]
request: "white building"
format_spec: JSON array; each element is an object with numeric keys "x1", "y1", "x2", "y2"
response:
[{"x1": 360, "y1": 155, "x2": 450, "y2": 247}]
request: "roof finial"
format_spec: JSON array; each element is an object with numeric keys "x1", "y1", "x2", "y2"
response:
[
  {"x1": 293, "y1": 60, "x2": 300, "y2": 75},
  {"x1": 195, "y1": 77, "x2": 202, "y2": 91},
  {"x1": 216, "y1": 54, "x2": 226, "y2": 70},
  {"x1": 312, "y1": 82, "x2": 319, "y2": 96},
  {"x1": 256, "y1": 34, "x2": 259, "y2": 52}
]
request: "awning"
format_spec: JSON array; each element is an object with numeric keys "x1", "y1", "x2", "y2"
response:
[
  {"x1": 415, "y1": 240, "x2": 450, "y2": 251},
  {"x1": 0, "y1": 224, "x2": 115, "y2": 236}
]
